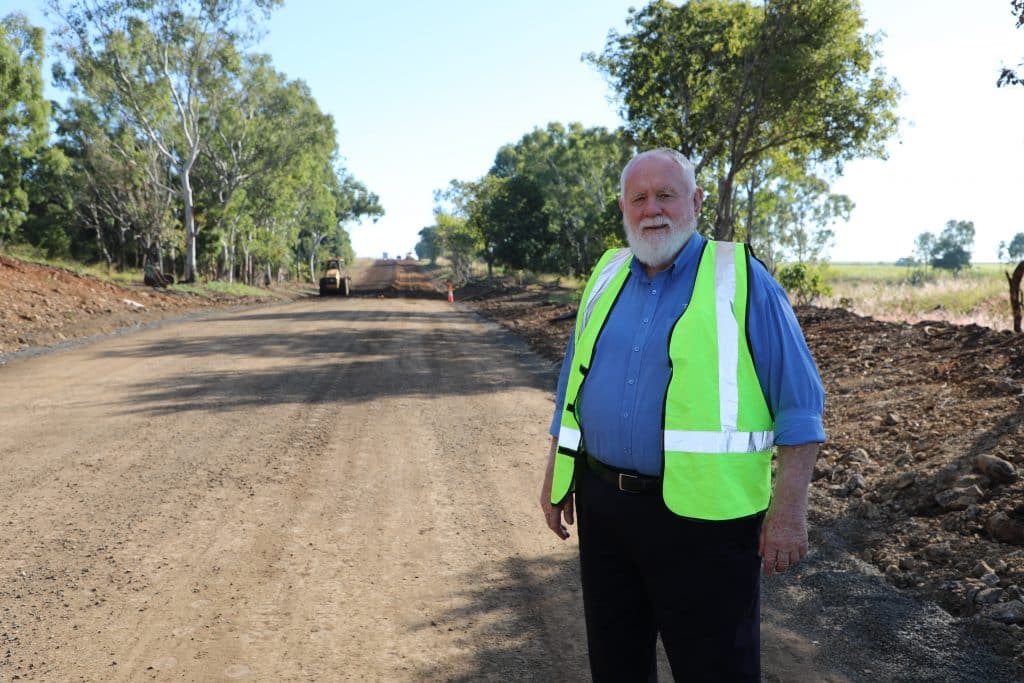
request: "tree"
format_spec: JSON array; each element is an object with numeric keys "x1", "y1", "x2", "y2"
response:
[
  {"x1": 916, "y1": 219, "x2": 975, "y2": 274},
  {"x1": 998, "y1": 0, "x2": 1024, "y2": 87},
  {"x1": 49, "y1": 0, "x2": 281, "y2": 281},
  {"x1": 587, "y1": 0, "x2": 901, "y2": 241},
  {"x1": 53, "y1": 95, "x2": 178, "y2": 269},
  {"x1": 484, "y1": 122, "x2": 631, "y2": 275},
  {"x1": 20, "y1": 146, "x2": 75, "y2": 257},
  {"x1": 195, "y1": 55, "x2": 357, "y2": 282},
  {"x1": 415, "y1": 226, "x2": 440, "y2": 264},
  {"x1": 736, "y1": 153, "x2": 850, "y2": 271},
  {"x1": 433, "y1": 211, "x2": 480, "y2": 284},
  {"x1": 999, "y1": 232, "x2": 1024, "y2": 262},
  {"x1": 0, "y1": 13, "x2": 50, "y2": 246},
  {"x1": 914, "y1": 232, "x2": 936, "y2": 269}
]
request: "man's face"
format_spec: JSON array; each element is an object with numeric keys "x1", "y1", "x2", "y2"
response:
[{"x1": 618, "y1": 154, "x2": 703, "y2": 270}]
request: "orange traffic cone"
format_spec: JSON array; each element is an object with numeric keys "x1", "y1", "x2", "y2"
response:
[{"x1": 447, "y1": 282, "x2": 454, "y2": 303}]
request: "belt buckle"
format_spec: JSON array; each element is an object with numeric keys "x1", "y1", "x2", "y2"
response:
[{"x1": 617, "y1": 472, "x2": 638, "y2": 492}]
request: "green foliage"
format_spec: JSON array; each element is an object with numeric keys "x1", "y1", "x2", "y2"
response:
[
  {"x1": 998, "y1": 232, "x2": 1024, "y2": 262},
  {"x1": 433, "y1": 211, "x2": 480, "y2": 283},
  {"x1": 736, "y1": 154, "x2": 849, "y2": 270},
  {"x1": 998, "y1": 0, "x2": 1024, "y2": 87},
  {"x1": 915, "y1": 219, "x2": 975, "y2": 274},
  {"x1": 462, "y1": 173, "x2": 552, "y2": 279},
  {"x1": 777, "y1": 262, "x2": 832, "y2": 305},
  {"x1": 50, "y1": 0, "x2": 284, "y2": 281},
  {"x1": 0, "y1": 13, "x2": 50, "y2": 245},
  {"x1": 20, "y1": 146, "x2": 74, "y2": 258},
  {"x1": 415, "y1": 226, "x2": 440, "y2": 264},
  {"x1": 437, "y1": 122, "x2": 630, "y2": 278},
  {"x1": 33, "y1": 3, "x2": 381, "y2": 284},
  {"x1": 489, "y1": 123, "x2": 631, "y2": 276},
  {"x1": 586, "y1": 0, "x2": 900, "y2": 242}
]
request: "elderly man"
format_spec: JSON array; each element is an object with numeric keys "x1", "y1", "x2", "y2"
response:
[{"x1": 540, "y1": 148, "x2": 825, "y2": 682}]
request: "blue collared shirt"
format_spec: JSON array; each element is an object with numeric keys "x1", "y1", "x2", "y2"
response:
[{"x1": 549, "y1": 233, "x2": 826, "y2": 475}]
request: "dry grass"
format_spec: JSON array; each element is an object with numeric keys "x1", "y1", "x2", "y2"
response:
[{"x1": 819, "y1": 263, "x2": 1016, "y2": 331}]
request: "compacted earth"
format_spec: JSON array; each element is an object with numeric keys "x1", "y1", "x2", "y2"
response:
[{"x1": 3, "y1": 256, "x2": 1024, "y2": 678}]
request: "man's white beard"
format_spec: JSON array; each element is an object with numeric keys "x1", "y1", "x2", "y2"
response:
[{"x1": 624, "y1": 216, "x2": 696, "y2": 269}]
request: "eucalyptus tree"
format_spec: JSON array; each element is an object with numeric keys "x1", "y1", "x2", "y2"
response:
[
  {"x1": 54, "y1": 97, "x2": 177, "y2": 268},
  {"x1": 0, "y1": 13, "x2": 50, "y2": 247},
  {"x1": 915, "y1": 220, "x2": 975, "y2": 274},
  {"x1": 999, "y1": 233, "x2": 1024, "y2": 262},
  {"x1": 48, "y1": 0, "x2": 281, "y2": 281},
  {"x1": 415, "y1": 226, "x2": 440, "y2": 264},
  {"x1": 587, "y1": 0, "x2": 900, "y2": 242},
  {"x1": 196, "y1": 55, "x2": 336, "y2": 281},
  {"x1": 472, "y1": 174, "x2": 550, "y2": 281},
  {"x1": 487, "y1": 122, "x2": 631, "y2": 275},
  {"x1": 735, "y1": 153, "x2": 851, "y2": 271},
  {"x1": 433, "y1": 211, "x2": 480, "y2": 284}
]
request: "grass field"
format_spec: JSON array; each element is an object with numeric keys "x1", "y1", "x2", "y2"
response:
[
  {"x1": 5, "y1": 244, "x2": 1019, "y2": 331},
  {"x1": 819, "y1": 262, "x2": 1016, "y2": 331}
]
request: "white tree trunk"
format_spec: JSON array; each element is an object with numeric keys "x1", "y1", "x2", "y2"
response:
[{"x1": 182, "y1": 170, "x2": 198, "y2": 282}]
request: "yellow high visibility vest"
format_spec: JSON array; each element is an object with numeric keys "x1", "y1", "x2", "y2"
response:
[{"x1": 551, "y1": 241, "x2": 774, "y2": 520}]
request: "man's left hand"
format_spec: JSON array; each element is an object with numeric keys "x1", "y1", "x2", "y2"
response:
[
  {"x1": 759, "y1": 443, "x2": 818, "y2": 577},
  {"x1": 759, "y1": 497, "x2": 808, "y2": 577}
]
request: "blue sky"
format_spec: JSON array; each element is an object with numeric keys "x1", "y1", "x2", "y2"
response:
[{"x1": 7, "y1": 1, "x2": 1024, "y2": 263}]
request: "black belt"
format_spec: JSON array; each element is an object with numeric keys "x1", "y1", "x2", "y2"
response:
[{"x1": 585, "y1": 454, "x2": 661, "y2": 495}]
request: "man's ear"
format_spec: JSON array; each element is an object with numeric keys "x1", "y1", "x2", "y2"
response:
[
  {"x1": 693, "y1": 187, "x2": 704, "y2": 214},
  {"x1": 618, "y1": 195, "x2": 625, "y2": 214}
]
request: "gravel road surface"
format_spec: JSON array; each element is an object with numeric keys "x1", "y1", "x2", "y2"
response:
[{"x1": 1, "y1": 296, "x2": 1019, "y2": 681}]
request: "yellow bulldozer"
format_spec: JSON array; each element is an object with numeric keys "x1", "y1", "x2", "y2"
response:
[{"x1": 319, "y1": 257, "x2": 351, "y2": 297}]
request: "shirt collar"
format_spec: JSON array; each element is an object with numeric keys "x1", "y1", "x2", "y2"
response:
[{"x1": 628, "y1": 231, "x2": 707, "y2": 281}]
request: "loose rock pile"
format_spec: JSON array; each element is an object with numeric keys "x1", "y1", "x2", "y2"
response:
[{"x1": 463, "y1": 286, "x2": 1024, "y2": 666}]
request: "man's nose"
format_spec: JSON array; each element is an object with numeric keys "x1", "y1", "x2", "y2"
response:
[{"x1": 641, "y1": 198, "x2": 662, "y2": 217}]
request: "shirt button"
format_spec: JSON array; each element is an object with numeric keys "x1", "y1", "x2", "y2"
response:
[
  {"x1": 628, "y1": 378, "x2": 635, "y2": 385},
  {"x1": 633, "y1": 346, "x2": 640, "y2": 352},
  {"x1": 651, "y1": 289, "x2": 657, "y2": 295},
  {"x1": 622, "y1": 412, "x2": 629, "y2": 418},
  {"x1": 642, "y1": 317, "x2": 649, "y2": 324}
]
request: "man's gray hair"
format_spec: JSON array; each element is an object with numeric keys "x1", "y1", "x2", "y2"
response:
[{"x1": 619, "y1": 148, "x2": 697, "y2": 195}]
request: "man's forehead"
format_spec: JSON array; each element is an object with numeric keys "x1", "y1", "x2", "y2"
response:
[{"x1": 623, "y1": 160, "x2": 687, "y2": 191}]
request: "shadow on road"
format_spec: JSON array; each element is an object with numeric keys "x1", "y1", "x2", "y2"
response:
[
  {"x1": 406, "y1": 553, "x2": 590, "y2": 682},
  {"x1": 101, "y1": 305, "x2": 560, "y2": 416}
]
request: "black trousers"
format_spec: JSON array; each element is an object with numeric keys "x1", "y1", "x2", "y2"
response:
[{"x1": 576, "y1": 460, "x2": 763, "y2": 682}]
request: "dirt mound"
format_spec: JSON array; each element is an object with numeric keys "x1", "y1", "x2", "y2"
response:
[
  {"x1": 0, "y1": 255, "x2": 290, "y2": 359},
  {"x1": 461, "y1": 285, "x2": 1024, "y2": 668},
  {"x1": 348, "y1": 259, "x2": 441, "y2": 296}
]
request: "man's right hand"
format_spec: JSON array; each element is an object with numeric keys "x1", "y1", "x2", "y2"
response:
[{"x1": 540, "y1": 436, "x2": 574, "y2": 540}]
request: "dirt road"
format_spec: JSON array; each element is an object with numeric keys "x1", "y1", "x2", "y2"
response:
[{"x1": 1, "y1": 295, "x2": 1020, "y2": 681}]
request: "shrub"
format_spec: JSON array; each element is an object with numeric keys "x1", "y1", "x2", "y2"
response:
[{"x1": 777, "y1": 263, "x2": 832, "y2": 305}]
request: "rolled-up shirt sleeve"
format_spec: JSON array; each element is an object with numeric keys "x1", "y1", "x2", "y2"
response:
[
  {"x1": 549, "y1": 332, "x2": 575, "y2": 437},
  {"x1": 747, "y1": 261, "x2": 827, "y2": 446}
]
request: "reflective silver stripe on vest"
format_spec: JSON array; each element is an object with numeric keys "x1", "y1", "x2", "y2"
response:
[
  {"x1": 663, "y1": 242, "x2": 774, "y2": 455},
  {"x1": 558, "y1": 425, "x2": 582, "y2": 451},
  {"x1": 664, "y1": 429, "x2": 774, "y2": 454},
  {"x1": 579, "y1": 248, "x2": 632, "y2": 338},
  {"x1": 715, "y1": 241, "x2": 740, "y2": 432}
]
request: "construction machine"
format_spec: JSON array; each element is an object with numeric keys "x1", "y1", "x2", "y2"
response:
[{"x1": 319, "y1": 258, "x2": 351, "y2": 297}]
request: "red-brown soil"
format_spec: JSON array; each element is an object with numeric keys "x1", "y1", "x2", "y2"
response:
[
  {"x1": 3, "y1": 256, "x2": 1024, "y2": 671},
  {"x1": 459, "y1": 275, "x2": 1024, "y2": 667}
]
